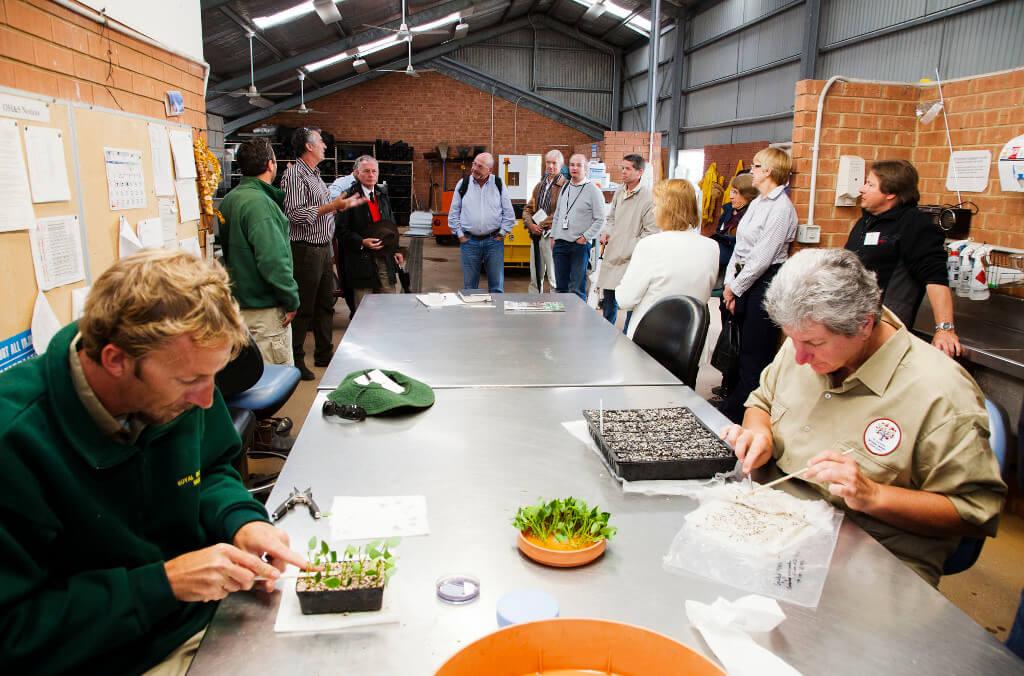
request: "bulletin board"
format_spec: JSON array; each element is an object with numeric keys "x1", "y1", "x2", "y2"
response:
[{"x1": 0, "y1": 86, "x2": 201, "y2": 343}]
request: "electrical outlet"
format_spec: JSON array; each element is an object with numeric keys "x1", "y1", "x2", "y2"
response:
[{"x1": 797, "y1": 224, "x2": 821, "y2": 244}]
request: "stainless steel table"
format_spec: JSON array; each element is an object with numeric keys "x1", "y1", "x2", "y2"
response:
[
  {"x1": 190, "y1": 387, "x2": 1019, "y2": 674},
  {"x1": 318, "y1": 293, "x2": 680, "y2": 389}
]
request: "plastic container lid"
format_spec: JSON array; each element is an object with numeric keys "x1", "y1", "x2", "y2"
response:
[
  {"x1": 436, "y1": 574, "x2": 481, "y2": 604},
  {"x1": 496, "y1": 589, "x2": 559, "y2": 627}
]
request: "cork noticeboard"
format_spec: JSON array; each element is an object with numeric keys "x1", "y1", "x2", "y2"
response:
[{"x1": 0, "y1": 87, "x2": 200, "y2": 340}]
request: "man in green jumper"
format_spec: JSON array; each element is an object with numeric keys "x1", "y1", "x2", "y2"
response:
[
  {"x1": 0, "y1": 250, "x2": 307, "y2": 675},
  {"x1": 220, "y1": 137, "x2": 300, "y2": 365}
]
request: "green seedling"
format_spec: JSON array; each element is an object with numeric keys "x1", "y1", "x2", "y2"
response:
[
  {"x1": 512, "y1": 496, "x2": 617, "y2": 547},
  {"x1": 298, "y1": 536, "x2": 399, "y2": 592}
]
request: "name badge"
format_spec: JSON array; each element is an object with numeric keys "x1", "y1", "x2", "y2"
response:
[
  {"x1": 863, "y1": 232, "x2": 880, "y2": 246},
  {"x1": 561, "y1": 218, "x2": 569, "y2": 230}
]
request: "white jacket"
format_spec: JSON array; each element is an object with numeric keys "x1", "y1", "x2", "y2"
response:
[{"x1": 615, "y1": 229, "x2": 719, "y2": 338}]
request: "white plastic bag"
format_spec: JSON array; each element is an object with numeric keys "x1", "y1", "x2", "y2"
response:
[{"x1": 663, "y1": 480, "x2": 843, "y2": 608}]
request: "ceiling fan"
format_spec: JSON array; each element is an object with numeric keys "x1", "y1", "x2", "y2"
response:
[
  {"x1": 283, "y1": 72, "x2": 325, "y2": 114},
  {"x1": 373, "y1": 39, "x2": 437, "y2": 78},
  {"x1": 362, "y1": 0, "x2": 454, "y2": 42},
  {"x1": 208, "y1": 31, "x2": 293, "y2": 106}
]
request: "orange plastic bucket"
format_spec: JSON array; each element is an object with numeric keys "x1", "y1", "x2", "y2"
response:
[{"x1": 436, "y1": 618, "x2": 724, "y2": 675}]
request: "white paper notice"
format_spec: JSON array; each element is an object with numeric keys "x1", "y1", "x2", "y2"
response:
[
  {"x1": 148, "y1": 124, "x2": 175, "y2": 196},
  {"x1": 168, "y1": 129, "x2": 197, "y2": 179},
  {"x1": 31, "y1": 291, "x2": 61, "y2": 355},
  {"x1": 330, "y1": 496, "x2": 430, "y2": 541},
  {"x1": 0, "y1": 119, "x2": 37, "y2": 232},
  {"x1": 137, "y1": 217, "x2": 163, "y2": 249},
  {"x1": 71, "y1": 286, "x2": 90, "y2": 320},
  {"x1": 23, "y1": 126, "x2": 71, "y2": 203},
  {"x1": 104, "y1": 148, "x2": 147, "y2": 210},
  {"x1": 158, "y1": 197, "x2": 178, "y2": 248},
  {"x1": 946, "y1": 150, "x2": 992, "y2": 192},
  {"x1": 119, "y1": 215, "x2": 143, "y2": 258},
  {"x1": 29, "y1": 215, "x2": 85, "y2": 291},
  {"x1": 180, "y1": 235, "x2": 202, "y2": 258},
  {"x1": 175, "y1": 178, "x2": 200, "y2": 222}
]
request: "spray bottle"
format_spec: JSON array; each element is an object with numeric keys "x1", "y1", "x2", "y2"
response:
[
  {"x1": 969, "y1": 246, "x2": 991, "y2": 300},
  {"x1": 946, "y1": 240, "x2": 968, "y2": 287},
  {"x1": 957, "y1": 242, "x2": 978, "y2": 297}
]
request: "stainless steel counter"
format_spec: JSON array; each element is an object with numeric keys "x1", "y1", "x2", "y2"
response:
[
  {"x1": 915, "y1": 293, "x2": 1024, "y2": 380},
  {"x1": 318, "y1": 293, "x2": 680, "y2": 390},
  {"x1": 190, "y1": 387, "x2": 1019, "y2": 675}
]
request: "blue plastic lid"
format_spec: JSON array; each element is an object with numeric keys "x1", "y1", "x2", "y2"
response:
[{"x1": 496, "y1": 589, "x2": 560, "y2": 627}]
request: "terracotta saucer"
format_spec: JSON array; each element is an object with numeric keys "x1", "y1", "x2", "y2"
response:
[{"x1": 516, "y1": 532, "x2": 607, "y2": 568}]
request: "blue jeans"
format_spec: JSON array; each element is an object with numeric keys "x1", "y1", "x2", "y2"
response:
[
  {"x1": 553, "y1": 240, "x2": 590, "y2": 301},
  {"x1": 460, "y1": 236, "x2": 504, "y2": 293},
  {"x1": 602, "y1": 288, "x2": 618, "y2": 324}
]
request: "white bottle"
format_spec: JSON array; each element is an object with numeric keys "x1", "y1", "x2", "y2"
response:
[
  {"x1": 969, "y1": 248, "x2": 990, "y2": 300},
  {"x1": 947, "y1": 247, "x2": 960, "y2": 287},
  {"x1": 957, "y1": 244, "x2": 977, "y2": 297}
]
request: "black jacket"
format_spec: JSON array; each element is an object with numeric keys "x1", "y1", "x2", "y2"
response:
[
  {"x1": 844, "y1": 202, "x2": 947, "y2": 327},
  {"x1": 336, "y1": 184, "x2": 396, "y2": 289}
]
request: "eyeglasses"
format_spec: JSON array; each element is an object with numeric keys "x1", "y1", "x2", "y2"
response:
[{"x1": 752, "y1": 163, "x2": 764, "y2": 169}]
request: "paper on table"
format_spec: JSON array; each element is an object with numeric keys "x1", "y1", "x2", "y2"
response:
[
  {"x1": 31, "y1": 291, "x2": 61, "y2": 354},
  {"x1": 175, "y1": 178, "x2": 200, "y2": 222},
  {"x1": 29, "y1": 215, "x2": 85, "y2": 290},
  {"x1": 560, "y1": 420, "x2": 707, "y2": 495},
  {"x1": 686, "y1": 595, "x2": 801, "y2": 676},
  {"x1": 0, "y1": 119, "x2": 37, "y2": 232},
  {"x1": 148, "y1": 124, "x2": 175, "y2": 196},
  {"x1": 180, "y1": 235, "x2": 202, "y2": 258},
  {"x1": 416, "y1": 292, "x2": 464, "y2": 308},
  {"x1": 168, "y1": 129, "x2": 197, "y2": 179},
  {"x1": 71, "y1": 286, "x2": 90, "y2": 320},
  {"x1": 274, "y1": 574, "x2": 400, "y2": 634},
  {"x1": 531, "y1": 208, "x2": 548, "y2": 224},
  {"x1": 119, "y1": 215, "x2": 143, "y2": 258},
  {"x1": 158, "y1": 197, "x2": 178, "y2": 248},
  {"x1": 330, "y1": 495, "x2": 429, "y2": 541},
  {"x1": 23, "y1": 126, "x2": 71, "y2": 203},
  {"x1": 137, "y1": 218, "x2": 163, "y2": 249}
]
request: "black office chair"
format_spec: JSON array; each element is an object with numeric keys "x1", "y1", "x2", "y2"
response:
[{"x1": 630, "y1": 295, "x2": 711, "y2": 389}]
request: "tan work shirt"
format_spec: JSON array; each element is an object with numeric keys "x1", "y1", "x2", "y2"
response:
[
  {"x1": 597, "y1": 184, "x2": 657, "y2": 290},
  {"x1": 69, "y1": 334, "x2": 146, "y2": 444},
  {"x1": 746, "y1": 308, "x2": 1006, "y2": 585}
]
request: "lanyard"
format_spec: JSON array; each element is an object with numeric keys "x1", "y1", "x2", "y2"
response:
[{"x1": 562, "y1": 181, "x2": 589, "y2": 220}]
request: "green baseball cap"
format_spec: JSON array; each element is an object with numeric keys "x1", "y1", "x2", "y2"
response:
[{"x1": 327, "y1": 369, "x2": 435, "y2": 416}]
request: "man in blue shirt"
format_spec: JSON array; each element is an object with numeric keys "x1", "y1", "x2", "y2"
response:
[{"x1": 448, "y1": 152, "x2": 515, "y2": 293}]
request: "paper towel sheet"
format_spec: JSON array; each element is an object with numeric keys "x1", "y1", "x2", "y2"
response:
[{"x1": 686, "y1": 595, "x2": 801, "y2": 676}]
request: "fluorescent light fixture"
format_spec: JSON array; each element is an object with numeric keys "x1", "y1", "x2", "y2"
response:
[
  {"x1": 358, "y1": 35, "x2": 401, "y2": 57},
  {"x1": 305, "y1": 50, "x2": 353, "y2": 72},
  {"x1": 570, "y1": 0, "x2": 650, "y2": 35},
  {"x1": 352, "y1": 58, "x2": 369, "y2": 74},
  {"x1": 582, "y1": 2, "x2": 606, "y2": 22},
  {"x1": 411, "y1": 11, "x2": 461, "y2": 32},
  {"x1": 453, "y1": 21, "x2": 469, "y2": 39},
  {"x1": 254, "y1": 0, "x2": 343, "y2": 30}
]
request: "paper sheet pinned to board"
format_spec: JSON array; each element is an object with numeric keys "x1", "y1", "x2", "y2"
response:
[
  {"x1": 29, "y1": 215, "x2": 85, "y2": 291},
  {"x1": 158, "y1": 197, "x2": 178, "y2": 249},
  {"x1": 71, "y1": 286, "x2": 90, "y2": 320},
  {"x1": 137, "y1": 218, "x2": 164, "y2": 249},
  {"x1": 175, "y1": 179, "x2": 200, "y2": 222},
  {"x1": 168, "y1": 129, "x2": 197, "y2": 179},
  {"x1": 119, "y1": 215, "x2": 143, "y2": 258},
  {"x1": 23, "y1": 125, "x2": 71, "y2": 203},
  {"x1": 148, "y1": 124, "x2": 175, "y2": 196},
  {"x1": 179, "y1": 236, "x2": 202, "y2": 258},
  {"x1": 0, "y1": 119, "x2": 37, "y2": 232},
  {"x1": 104, "y1": 147, "x2": 146, "y2": 211},
  {"x1": 31, "y1": 291, "x2": 61, "y2": 354}
]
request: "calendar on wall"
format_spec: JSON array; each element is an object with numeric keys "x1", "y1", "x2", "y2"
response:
[{"x1": 104, "y1": 147, "x2": 146, "y2": 211}]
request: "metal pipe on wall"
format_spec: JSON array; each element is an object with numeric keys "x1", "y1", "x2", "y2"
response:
[{"x1": 646, "y1": 1, "x2": 661, "y2": 170}]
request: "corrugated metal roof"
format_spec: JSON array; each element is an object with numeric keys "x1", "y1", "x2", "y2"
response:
[
  {"x1": 821, "y1": 0, "x2": 926, "y2": 46},
  {"x1": 737, "y1": 5, "x2": 803, "y2": 70},
  {"x1": 818, "y1": 21, "x2": 943, "y2": 81},
  {"x1": 693, "y1": 0, "x2": 745, "y2": 41},
  {"x1": 938, "y1": 0, "x2": 1024, "y2": 78}
]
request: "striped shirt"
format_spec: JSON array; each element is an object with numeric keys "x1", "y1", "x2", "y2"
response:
[
  {"x1": 724, "y1": 184, "x2": 797, "y2": 296},
  {"x1": 281, "y1": 159, "x2": 335, "y2": 245}
]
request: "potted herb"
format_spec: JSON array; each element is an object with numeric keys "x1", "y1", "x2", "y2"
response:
[
  {"x1": 296, "y1": 537, "x2": 398, "y2": 615},
  {"x1": 512, "y1": 497, "x2": 616, "y2": 567}
]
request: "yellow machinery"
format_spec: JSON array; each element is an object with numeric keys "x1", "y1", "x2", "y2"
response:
[{"x1": 503, "y1": 218, "x2": 531, "y2": 268}]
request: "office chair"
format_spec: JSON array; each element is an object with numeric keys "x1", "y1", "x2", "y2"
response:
[{"x1": 630, "y1": 295, "x2": 711, "y2": 389}]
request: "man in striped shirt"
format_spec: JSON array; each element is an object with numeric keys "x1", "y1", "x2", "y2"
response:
[{"x1": 281, "y1": 127, "x2": 364, "y2": 380}]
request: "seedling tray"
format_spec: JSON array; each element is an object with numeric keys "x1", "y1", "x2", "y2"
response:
[
  {"x1": 297, "y1": 585, "x2": 384, "y2": 615},
  {"x1": 582, "y1": 407, "x2": 734, "y2": 481}
]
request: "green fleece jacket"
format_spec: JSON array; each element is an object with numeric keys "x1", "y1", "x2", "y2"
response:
[
  {"x1": 0, "y1": 322, "x2": 270, "y2": 674},
  {"x1": 220, "y1": 176, "x2": 300, "y2": 311}
]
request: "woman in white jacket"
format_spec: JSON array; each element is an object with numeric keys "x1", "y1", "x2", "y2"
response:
[{"x1": 616, "y1": 179, "x2": 719, "y2": 339}]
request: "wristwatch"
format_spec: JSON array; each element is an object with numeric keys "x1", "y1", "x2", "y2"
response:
[{"x1": 934, "y1": 322, "x2": 956, "y2": 332}]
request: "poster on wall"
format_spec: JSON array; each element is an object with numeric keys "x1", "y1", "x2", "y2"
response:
[
  {"x1": 28, "y1": 215, "x2": 86, "y2": 291},
  {"x1": 23, "y1": 126, "x2": 71, "y2": 203},
  {"x1": 0, "y1": 329, "x2": 35, "y2": 372},
  {"x1": 0, "y1": 119, "x2": 37, "y2": 232},
  {"x1": 104, "y1": 148, "x2": 147, "y2": 210},
  {"x1": 148, "y1": 124, "x2": 176, "y2": 197}
]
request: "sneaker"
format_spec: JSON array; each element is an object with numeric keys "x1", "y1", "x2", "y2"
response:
[{"x1": 298, "y1": 364, "x2": 315, "y2": 381}]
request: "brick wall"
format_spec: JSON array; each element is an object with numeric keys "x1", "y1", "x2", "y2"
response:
[
  {"x1": 703, "y1": 141, "x2": 768, "y2": 181},
  {"x1": 253, "y1": 71, "x2": 595, "y2": 207},
  {"x1": 600, "y1": 131, "x2": 662, "y2": 184},
  {"x1": 0, "y1": 0, "x2": 207, "y2": 129},
  {"x1": 790, "y1": 68, "x2": 1024, "y2": 248}
]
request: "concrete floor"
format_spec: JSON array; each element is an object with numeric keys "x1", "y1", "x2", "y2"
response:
[{"x1": 271, "y1": 235, "x2": 1022, "y2": 645}]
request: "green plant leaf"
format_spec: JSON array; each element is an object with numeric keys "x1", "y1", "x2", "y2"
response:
[
  {"x1": 320, "y1": 540, "x2": 330, "y2": 555},
  {"x1": 308, "y1": 536, "x2": 318, "y2": 551},
  {"x1": 330, "y1": 551, "x2": 337, "y2": 563},
  {"x1": 314, "y1": 571, "x2": 322, "y2": 584},
  {"x1": 344, "y1": 545, "x2": 356, "y2": 559},
  {"x1": 323, "y1": 577, "x2": 341, "y2": 589}
]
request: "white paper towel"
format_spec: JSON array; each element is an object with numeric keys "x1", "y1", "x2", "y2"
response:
[
  {"x1": 274, "y1": 575, "x2": 400, "y2": 634},
  {"x1": 686, "y1": 595, "x2": 801, "y2": 676}
]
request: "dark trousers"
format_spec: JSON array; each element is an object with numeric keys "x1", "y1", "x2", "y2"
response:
[
  {"x1": 722, "y1": 265, "x2": 782, "y2": 423},
  {"x1": 553, "y1": 240, "x2": 589, "y2": 301},
  {"x1": 602, "y1": 288, "x2": 618, "y2": 325},
  {"x1": 290, "y1": 242, "x2": 335, "y2": 364}
]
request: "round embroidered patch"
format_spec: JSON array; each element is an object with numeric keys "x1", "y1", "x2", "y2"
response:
[{"x1": 863, "y1": 418, "x2": 902, "y2": 456}]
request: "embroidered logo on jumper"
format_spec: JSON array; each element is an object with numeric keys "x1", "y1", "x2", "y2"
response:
[
  {"x1": 176, "y1": 469, "x2": 201, "y2": 487},
  {"x1": 863, "y1": 418, "x2": 901, "y2": 456}
]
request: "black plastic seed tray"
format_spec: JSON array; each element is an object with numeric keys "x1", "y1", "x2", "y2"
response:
[{"x1": 582, "y1": 407, "x2": 735, "y2": 481}]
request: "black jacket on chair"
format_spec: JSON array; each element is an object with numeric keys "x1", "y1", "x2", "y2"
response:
[{"x1": 336, "y1": 184, "x2": 397, "y2": 289}]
